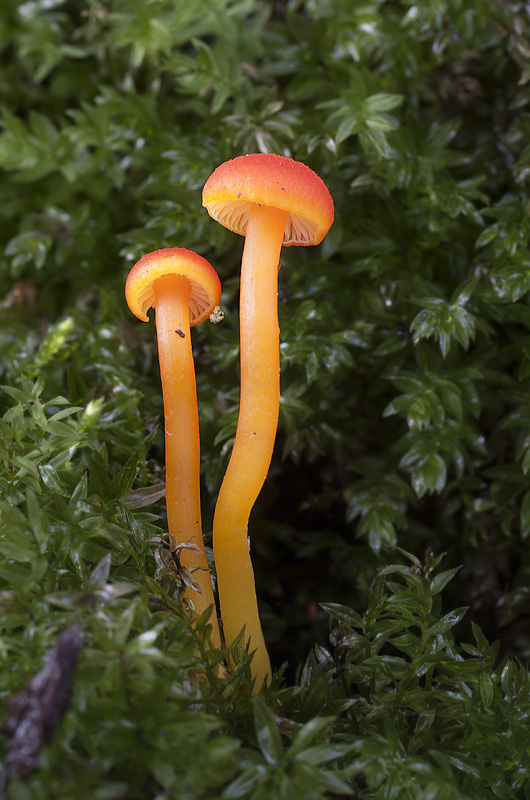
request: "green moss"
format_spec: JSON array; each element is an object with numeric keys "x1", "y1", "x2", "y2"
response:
[{"x1": 1, "y1": 0, "x2": 530, "y2": 796}]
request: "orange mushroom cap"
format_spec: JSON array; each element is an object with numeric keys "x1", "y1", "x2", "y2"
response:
[
  {"x1": 202, "y1": 153, "x2": 334, "y2": 247},
  {"x1": 125, "y1": 247, "x2": 221, "y2": 324}
]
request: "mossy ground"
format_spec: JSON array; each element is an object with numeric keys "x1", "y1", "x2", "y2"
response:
[{"x1": 1, "y1": 1, "x2": 530, "y2": 797}]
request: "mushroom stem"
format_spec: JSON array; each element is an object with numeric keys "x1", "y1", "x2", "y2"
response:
[
  {"x1": 154, "y1": 273, "x2": 220, "y2": 648},
  {"x1": 213, "y1": 203, "x2": 289, "y2": 689}
]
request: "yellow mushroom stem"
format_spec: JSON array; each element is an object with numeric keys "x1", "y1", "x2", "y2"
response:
[
  {"x1": 153, "y1": 273, "x2": 221, "y2": 648},
  {"x1": 213, "y1": 203, "x2": 290, "y2": 689}
]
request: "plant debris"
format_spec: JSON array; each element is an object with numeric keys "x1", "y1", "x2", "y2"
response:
[{"x1": 1, "y1": 623, "x2": 83, "y2": 793}]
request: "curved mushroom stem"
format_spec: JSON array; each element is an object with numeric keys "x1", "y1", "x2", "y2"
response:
[
  {"x1": 213, "y1": 203, "x2": 289, "y2": 689},
  {"x1": 154, "y1": 273, "x2": 221, "y2": 648}
]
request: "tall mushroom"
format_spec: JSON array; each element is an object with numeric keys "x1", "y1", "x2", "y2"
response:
[
  {"x1": 202, "y1": 153, "x2": 334, "y2": 688},
  {"x1": 125, "y1": 248, "x2": 222, "y2": 647}
]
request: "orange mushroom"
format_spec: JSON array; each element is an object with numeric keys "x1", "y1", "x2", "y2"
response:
[
  {"x1": 125, "y1": 248, "x2": 222, "y2": 647},
  {"x1": 203, "y1": 153, "x2": 334, "y2": 688}
]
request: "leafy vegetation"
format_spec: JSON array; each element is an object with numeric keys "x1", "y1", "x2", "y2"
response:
[{"x1": 2, "y1": 0, "x2": 530, "y2": 796}]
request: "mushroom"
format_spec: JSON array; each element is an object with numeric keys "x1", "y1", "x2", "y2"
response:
[
  {"x1": 202, "y1": 153, "x2": 334, "y2": 688},
  {"x1": 125, "y1": 247, "x2": 222, "y2": 647}
]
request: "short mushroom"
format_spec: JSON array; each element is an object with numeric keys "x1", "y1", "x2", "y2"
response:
[
  {"x1": 203, "y1": 153, "x2": 334, "y2": 688},
  {"x1": 125, "y1": 247, "x2": 222, "y2": 647}
]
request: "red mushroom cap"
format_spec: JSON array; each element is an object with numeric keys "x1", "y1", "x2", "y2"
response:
[
  {"x1": 202, "y1": 153, "x2": 334, "y2": 247},
  {"x1": 125, "y1": 248, "x2": 221, "y2": 324}
]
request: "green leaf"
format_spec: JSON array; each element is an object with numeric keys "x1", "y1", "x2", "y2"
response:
[
  {"x1": 430, "y1": 567, "x2": 460, "y2": 596},
  {"x1": 1, "y1": 385, "x2": 27, "y2": 404},
  {"x1": 479, "y1": 672, "x2": 494, "y2": 708},
  {"x1": 123, "y1": 482, "x2": 166, "y2": 508},
  {"x1": 109, "y1": 453, "x2": 140, "y2": 499},
  {"x1": 336, "y1": 115, "x2": 360, "y2": 143},
  {"x1": 252, "y1": 696, "x2": 283, "y2": 766},
  {"x1": 521, "y1": 490, "x2": 530, "y2": 539},
  {"x1": 320, "y1": 603, "x2": 363, "y2": 626},
  {"x1": 364, "y1": 93, "x2": 403, "y2": 113},
  {"x1": 428, "y1": 607, "x2": 468, "y2": 636},
  {"x1": 39, "y1": 464, "x2": 70, "y2": 496},
  {"x1": 88, "y1": 553, "x2": 112, "y2": 589},
  {"x1": 412, "y1": 453, "x2": 447, "y2": 497},
  {"x1": 289, "y1": 716, "x2": 335, "y2": 757}
]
